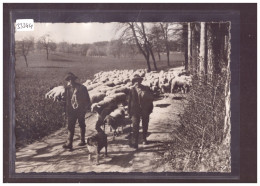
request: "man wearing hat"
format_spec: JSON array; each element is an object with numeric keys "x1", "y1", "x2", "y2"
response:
[
  {"x1": 62, "y1": 72, "x2": 91, "y2": 150},
  {"x1": 128, "y1": 74, "x2": 154, "y2": 150}
]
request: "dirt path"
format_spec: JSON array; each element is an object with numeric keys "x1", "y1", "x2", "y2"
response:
[{"x1": 16, "y1": 96, "x2": 185, "y2": 173}]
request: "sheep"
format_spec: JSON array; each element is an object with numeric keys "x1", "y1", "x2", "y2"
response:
[
  {"x1": 142, "y1": 80, "x2": 152, "y2": 87},
  {"x1": 91, "y1": 99, "x2": 115, "y2": 114},
  {"x1": 123, "y1": 78, "x2": 131, "y2": 84},
  {"x1": 103, "y1": 81, "x2": 115, "y2": 87},
  {"x1": 170, "y1": 77, "x2": 191, "y2": 94},
  {"x1": 178, "y1": 71, "x2": 190, "y2": 77},
  {"x1": 106, "y1": 86, "x2": 130, "y2": 96},
  {"x1": 159, "y1": 76, "x2": 168, "y2": 88},
  {"x1": 86, "y1": 83, "x2": 103, "y2": 91},
  {"x1": 99, "y1": 85, "x2": 121, "y2": 94},
  {"x1": 46, "y1": 67, "x2": 193, "y2": 114},
  {"x1": 91, "y1": 93, "x2": 126, "y2": 114},
  {"x1": 158, "y1": 74, "x2": 176, "y2": 94},
  {"x1": 104, "y1": 92, "x2": 127, "y2": 105},
  {"x1": 83, "y1": 79, "x2": 92, "y2": 87},
  {"x1": 94, "y1": 103, "x2": 118, "y2": 132},
  {"x1": 113, "y1": 80, "x2": 124, "y2": 86},
  {"x1": 161, "y1": 83, "x2": 171, "y2": 94},
  {"x1": 103, "y1": 107, "x2": 125, "y2": 139},
  {"x1": 100, "y1": 77, "x2": 109, "y2": 83},
  {"x1": 89, "y1": 91, "x2": 106, "y2": 104},
  {"x1": 45, "y1": 86, "x2": 65, "y2": 101}
]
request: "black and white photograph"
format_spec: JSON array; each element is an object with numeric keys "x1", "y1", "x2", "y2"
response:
[
  {"x1": 14, "y1": 21, "x2": 233, "y2": 173},
  {"x1": 4, "y1": 3, "x2": 257, "y2": 182}
]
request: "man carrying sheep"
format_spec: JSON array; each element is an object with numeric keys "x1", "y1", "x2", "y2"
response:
[
  {"x1": 128, "y1": 74, "x2": 154, "y2": 150},
  {"x1": 62, "y1": 72, "x2": 91, "y2": 150}
]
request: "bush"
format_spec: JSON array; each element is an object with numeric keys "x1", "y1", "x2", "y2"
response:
[
  {"x1": 164, "y1": 72, "x2": 231, "y2": 172},
  {"x1": 15, "y1": 76, "x2": 65, "y2": 148}
]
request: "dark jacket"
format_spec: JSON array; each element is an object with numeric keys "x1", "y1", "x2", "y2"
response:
[
  {"x1": 65, "y1": 83, "x2": 91, "y2": 115},
  {"x1": 128, "y1": 84, "x2": 154, "y2": 116}
]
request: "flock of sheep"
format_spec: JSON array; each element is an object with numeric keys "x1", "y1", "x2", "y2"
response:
[{"x1": 45, "y1": 66, "x2": 192, "y2": 135}]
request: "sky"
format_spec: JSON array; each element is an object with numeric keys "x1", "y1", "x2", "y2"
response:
[
  {"x1": 14, "y1": 22, "x2": 182, "y2": 44},
  {"x1": 15, "y1": 22, "x2": 120, "y2": 44}
]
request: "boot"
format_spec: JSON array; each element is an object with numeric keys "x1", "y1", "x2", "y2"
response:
[
  {"x1": 78, "y1": 127, "x2": 86, "y2": 146},
  {"x1": 62, "y1": 143, "x2": 72, "y2": 150},
  {"x1": 62, "y1": 130, "x2": 73, "y2": 150}
]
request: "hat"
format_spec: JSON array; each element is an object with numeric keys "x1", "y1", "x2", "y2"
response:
[
  {"x1": 132, "y1": 74, "x2": 143, "y2": 83},
  {"x1": 65, "y1": 72, "x2": 78, "y2": 81}
]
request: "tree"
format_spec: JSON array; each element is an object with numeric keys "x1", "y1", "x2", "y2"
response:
[
  {"x1": 160, "y1": 23, "x2": 171, "y2": 66},
  {"x1": 49, "y1": 42, "x2": 57, "y2": 53},
  {"x1": 87, "y1": 45, "x2": 98, "y2": 57},
  {"x1": 190, "y1": 23, "x2": 201, "y2": 74},
  {"x1": 187, "y1": 23, "x2": 192, "y2": 72},
  {"x1": 37, "y1": 34, "x2": 56, "y2": 60},
  {"x1": 182, "y1": 23, "x2": 189, "y2": 70},
  {"x1": 160, "y1": 23, "x2": 183, "y2": 67},
  {"x1": 207, "y1": 23, "x2": 229, "y2": 79},
  {"x1": 79, "y1": 44, "x2": 90, "y2": 56},
  {"x1": 199, "y1": 22, "x2": 207, "y2": 81},
  {"x1": 108, "y1": 39, "x2": 123, "y2": 58},
  {"x1": 92, "y1": 41, "x2": 109, "y2": 57},
  {"x1": 15, "y1": 37, "x2": 34, "y2": 67},
  {"x1": 150, "y1": 24, "x2": 164, "y2": 61},
  {"x1": 140, "y1": 22, "x2": 157, "y2": 70},
  {"x1": 117, "y1": 22, "x2": 152, "y2": 71}
]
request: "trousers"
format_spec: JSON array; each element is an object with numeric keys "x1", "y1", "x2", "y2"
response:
[
  {"x1": 131, "y1": 113, "x2": 149, "y2": 148},
  {"x1": 95, "y1": 116, "x2": 104, "y2": 133},
  {"x1": 66, "y1": 111, "x2": 86, "y2": 146}
]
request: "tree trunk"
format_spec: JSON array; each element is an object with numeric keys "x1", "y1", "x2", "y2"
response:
[
  {"x1": 183, "y1": 23, "x2": 188, "y2": 71},
  {"x1": 129, "y1": 23, "x2": 151, "y2": 72},
  {"x1": 149, "y1": 47, "x2": 157, "y2": 70},
  {"x1": 191, "y1": 23, "x2": 200, "y2": 75},
  {"x1": 145, "y1": 52, "x2": 151, "y2": 72},
  {"x1": 160, "y1": 23, "x2": 170, "y2": 67},
  {"x1": 188, "y1": 22, "x2": 192, "y2": 72},
  {"x1": 211, "y1": 23, "x2": 222, "y2": 75},
  {"x1": 46, "y1": 48, "x2": 49, "y2": 60},
  {"x1": 141, "y1": 22, "x2": 157, "y2": 71},
  {"x1": 157, "y1": 51, "x2": 161, "y2": 61},
  {"x1": 223, "y1": 23, "x2": 231, "y2": 144},
  {"x1": 23, "y1": 55, "x2": 28, "y2": 67},
  {"x1": 199, "y1": 22, "x2": 206, "y2": 79},
  {"x1": 207, "y1": 24, "x2": 214, "y2": 81},
  {"x1": 166, "y1": 45, "x2": 170, "y2": 66}
]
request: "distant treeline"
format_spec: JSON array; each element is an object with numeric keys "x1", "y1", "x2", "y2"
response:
[{"x1": 55, "y1": 39, "x2": 182, "y2": 58}]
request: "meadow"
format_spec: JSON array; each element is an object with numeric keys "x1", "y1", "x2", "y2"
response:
[{"x1": 15, "y1": 51, "x2": 184, "y2": 148}]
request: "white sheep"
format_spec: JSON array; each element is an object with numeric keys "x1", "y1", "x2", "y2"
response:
[
  {"x1": 106, "y1": 86, "x2": 130, "y2": 96},
  {"x1": 86, "y1": 83, "x2": 103, "y2": 91},
  {"x1": 171, "y1": 76, "x2": 191, "y2": 94},
  {"x1": 45, "y1": 86, "x2": 65, "y2": 101},
  {"x1": 89, "y1": 91, "x2": 106, "y2": 104}
]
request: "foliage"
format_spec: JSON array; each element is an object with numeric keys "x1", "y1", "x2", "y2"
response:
[
  {"x1": 15, "y1": 74, "x2": 65, "y2": 148},
  {"x1": 163, "y1": 72, "x2": 231, "y2": 172},
  {"x1": 37, "y1": 34, "x2": 57, "y2": 60},
  {"x1": 15, "y1": 37, "x2": 34, "y2": 67}
]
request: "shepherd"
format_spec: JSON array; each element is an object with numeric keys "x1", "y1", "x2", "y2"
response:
[
  {"x1": 62, "y1": 72, "x2": 91, "y2": 150},
  {"x1": 128, "y1": 74, "x2": 154, "y2": 150}
]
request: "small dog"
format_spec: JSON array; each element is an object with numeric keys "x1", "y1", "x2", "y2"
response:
[{"x1": 86, "y1": 130, "x2": 108, "y2": 165}]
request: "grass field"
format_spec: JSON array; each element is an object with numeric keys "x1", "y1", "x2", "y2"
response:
[
  {"x1": 16, "y1": 51, "x2": 184, "y2": 83},
  {"x1": 15, "y1": 51, "x2": 184, "y2": 147}
]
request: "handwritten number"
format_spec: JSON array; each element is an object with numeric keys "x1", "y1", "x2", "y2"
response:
[{"x1": 16, "y1": 22, "x2": 33, "y2": 30}]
